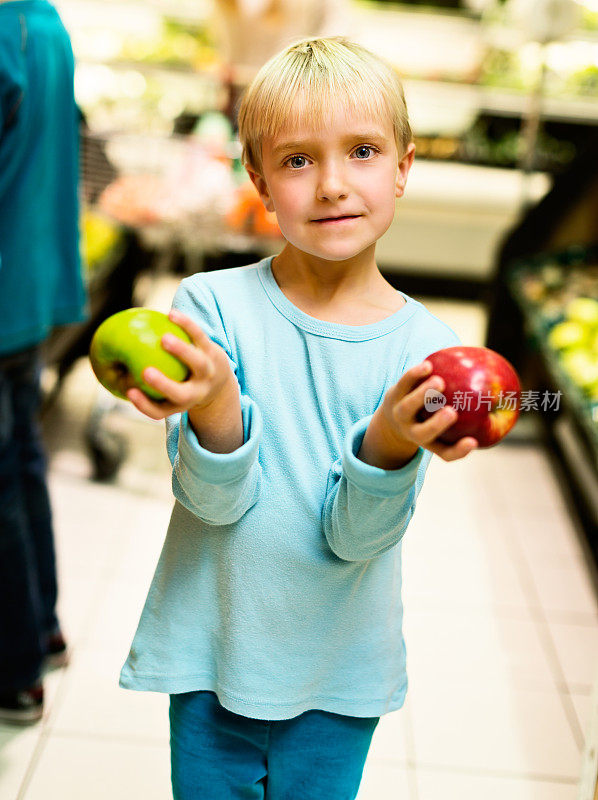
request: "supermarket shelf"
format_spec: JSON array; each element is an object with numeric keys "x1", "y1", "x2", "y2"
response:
[
  {"x1": 507, "y1": 258, "x2": 598, "y2": 468},
  {"x1": 531, "y1": 327, "x2": 598, "y2": 468},
  {"x1": 518, "y1": 343, "x2": 598, "y2": 543},
  {"x1": 377, "y1": 160, "x2": 551, "y2": 279},
  {"x1": 504, "y1": 250, "x2": 598, "y2": 544},
  {"x1": 477, "y1": 86, "x2": 598, "y2": 126},
  {"x1": 403, "y1": 77, "x2": 598, "y2": 132},
  {"x1": 550, "y1": 413, "x2": 598, "y2": 541}
]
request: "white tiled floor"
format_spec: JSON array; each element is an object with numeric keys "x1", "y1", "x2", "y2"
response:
[{"x1": 1, "y1": 283, "x2": 597, "y2": 800}]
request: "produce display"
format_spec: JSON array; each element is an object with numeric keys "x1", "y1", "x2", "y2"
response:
[
  {"x1": 69, "y1": 8, "x2": 224, "y2": 134},
  {"x1": 81, "y1": 208, "x2": 124, "y2": 276},
  {"x1": 416, "y1": 346, "x2": 521, "y2": 448},
  {"x1": 70, "y1": 13, "x2": 219, "y2": 73},
  {"x1": 225, "y1": 182, "x2": 282, "y2": 239},
  {"x1": 479, "y1": 45, "x2": 598, "y2": 99},
  {"x1": 509, "y1": 250, "x2": 598, "y2": 445},
  {"x1": 91, "y1": 108, "x2": 283, "y2": 244},
  {"x1": 67, "y1": 0, "x2": 596, "y2": 177},
  {"x1": 99, "y1": 174, "x2": 174, "y2": 227},
  {"x1": 96, "y1": 113, "x2": 239, "y2": 230},
  {"x1": 118, "y1": 19, "x2": 217, "y2": 71},
  {"x1": 547, "y1": 296, "x2": 598, "y2": 400},
  {"x1": 413, "y1": 121, "x2": 577, "y2": 171},
  {"x1": 89, "y1": 308, "x2": 191, "y2": 401}
]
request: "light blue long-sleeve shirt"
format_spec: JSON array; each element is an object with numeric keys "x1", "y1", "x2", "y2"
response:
[{"x1": 120, "y1": 255, "x2": 460, "y2": 720}]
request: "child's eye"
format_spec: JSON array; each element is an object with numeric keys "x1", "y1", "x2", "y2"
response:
[
  {"x1": 286, "y1": 155, "x2": 308, "y2": 169},
  {"x1": 353, "y1": 145, "x2": 377, "y2": 159}
]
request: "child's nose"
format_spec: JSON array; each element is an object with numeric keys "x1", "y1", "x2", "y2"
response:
[{"x1": 316, "y1": 164, "x2": 349, "y2": 202}]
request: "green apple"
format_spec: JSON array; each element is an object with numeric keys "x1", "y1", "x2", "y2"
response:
[
  {"x1": 547, "y1": 320, "x2": 589, "y2": 351},
  {"x1": 89, "y1": 308, "x2": 191, "y2": 401},
  {"x1": 565, "y1": 297, "x2": 598, "y2": 328}
]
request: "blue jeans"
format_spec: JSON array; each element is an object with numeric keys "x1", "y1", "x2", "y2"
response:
[
  {"x1": 0, "y1": 345, "x2": 58, "y2": 690},
  {"x1": 169, "y1": 691, "x2": 379, "y2": 800}
]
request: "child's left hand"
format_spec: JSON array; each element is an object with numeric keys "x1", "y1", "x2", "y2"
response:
[{"x1": 381, "y1": 360, "x2": 478, "y2": 463}]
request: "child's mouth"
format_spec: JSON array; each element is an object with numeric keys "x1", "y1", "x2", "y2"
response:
[{"x1": 313, "y1": 215, "x2": 361, "y2": 225}]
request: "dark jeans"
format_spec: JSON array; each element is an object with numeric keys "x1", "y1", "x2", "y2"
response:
[
  {"x1": 169, "y1": 691, "x2": 379, "y2": 800},
  {"x1": 0, "y1": 345, "x2": 58, "y2": 690}
]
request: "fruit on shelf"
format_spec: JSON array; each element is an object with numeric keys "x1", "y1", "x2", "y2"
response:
[
  {"x1": 253, "y1": 206, "x2": 282, "y2": 237},
  {"x1": 565, "y1": 297, "x2": 598, "y2": 327},
  {"x1": 417, "y1": 346, "x2": 521, "y2": 448},
  {"x1": 82, "y1": 209, "x2": 122, "y2": 271},
  {"x1": 98, "y1": 146, "x2": 237, "y2": 227},
  {"x1": 99, "y1": 175, "x2": 171, "y2": 227},
  {"x1": 511, "y1": 257, "x2": 598, "y2": 422},
  {"x1": 118, "y1": 19, "x2": 217, "y2": 71},
  {"x1": 541, "y1": 264, "x2": 567, "y2": 290},
  {"x1": 542, "y1": 294, "x2": 598, "y2": 400},
  {"x1": 520, "y1": 274, "x2": 546, "y2": 303},
  {"x1": 548, "y1": 320, "x2": 590, "y2": 351},
  {"x1": 225, "y1": 182, "x2": 282, "y2": 238},
  {"x1": 89, "y1": 308, "x2": 191, "y2": 401},
  {"x1": 560, "y1": 350, "x2": 598, "y2": 392}
]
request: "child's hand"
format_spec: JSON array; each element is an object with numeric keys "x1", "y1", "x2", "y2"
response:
[
  {"x1": 126, "y1": 309, "x2": 234, "y2": 421},
  {"x1": 382, "y1": 360, "x2": 478, "y2": 462}
]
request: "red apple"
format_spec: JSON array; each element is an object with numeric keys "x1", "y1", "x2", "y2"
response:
[{"x1": 418, "y1": 346, "x2": 521, "y2": 448}]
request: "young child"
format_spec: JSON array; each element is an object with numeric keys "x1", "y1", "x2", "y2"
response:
[{"x1": 119, "y1": 36, "x2": 478, "y2": 799}]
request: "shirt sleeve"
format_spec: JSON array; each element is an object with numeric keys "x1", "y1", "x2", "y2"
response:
[
  {"x1": 164, "y1": 276, "x2": 263, "y2": 526},
  {"x1": 321, "y1": 416, "x2": 432, "y2": 561},
  {"x1": 321, "y1": 316, "x2": 461, "y2": 562}
]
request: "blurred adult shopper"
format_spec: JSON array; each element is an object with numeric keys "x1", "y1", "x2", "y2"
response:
[
  {"x1": 0, "y1": 0, "x2": 86, "y2": 724},
  {"x1": 214, "y1": 0, "x2": 352, "y2": 124}
]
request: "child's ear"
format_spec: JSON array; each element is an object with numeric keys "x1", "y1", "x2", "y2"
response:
[
  {"x1": 245, "y1": 166, "x2": 275, "y2": 212},
  {"x1": 395, "y1": 142, "x2": 416, "y2": 199}
]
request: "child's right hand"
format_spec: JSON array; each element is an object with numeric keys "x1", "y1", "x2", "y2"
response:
[
  {"x1": 381, "y1": 360, "x2": 479, "y2": 463},
  {"x1": 126, "y1": 309, "x2": 235, "y2": 421}
]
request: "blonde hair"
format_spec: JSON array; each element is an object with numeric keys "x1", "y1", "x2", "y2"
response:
[{"x1": 237, "y1": 36, "x2": 412, "y2": 175}]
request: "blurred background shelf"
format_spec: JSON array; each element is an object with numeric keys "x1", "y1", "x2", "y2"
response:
[{"x1": 486, "y1": 142, "x2": 598, "y2": 548}]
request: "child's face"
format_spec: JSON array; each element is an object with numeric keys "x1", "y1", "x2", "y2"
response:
[{"x1": 247, "y1": 101, "x2": 414, "y2": 263}]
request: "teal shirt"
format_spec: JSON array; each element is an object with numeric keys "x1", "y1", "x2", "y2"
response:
[
  {"x1": 120, "y1": 256, "x2": 461, "y2": 720},
  {"x1": 0, "y1": 0, "x2": 86, "y2": 355}
]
